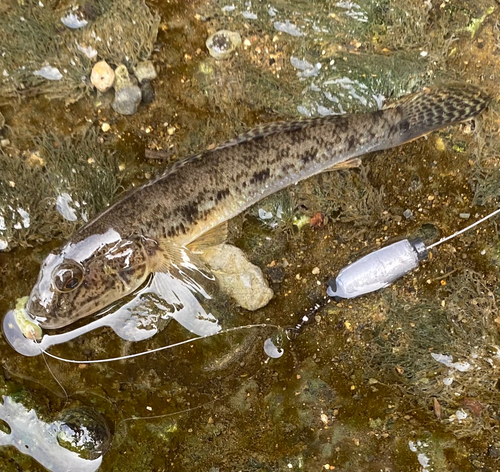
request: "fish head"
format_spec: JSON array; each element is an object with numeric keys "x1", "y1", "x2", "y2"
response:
[{"x1": 27, "y1": 229, "x2": 154, "y2": 329}]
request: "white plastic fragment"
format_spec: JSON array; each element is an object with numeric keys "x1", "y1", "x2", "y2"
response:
[
  {"x1": 242, "y1": 11, "x2": 257, "y2": 19},
  {"x1": 33, "y1": 65, "x2": 62, "y2": 80},
  {"x1": 61, "y1": 12, "x2": 88, "y2": 29},
  {"x1": 258, "y1": 208, "x2": 273, "y2": 220},
  {"x1": 417, "y1": 453, "x2": 430, "y2": 469},
  {"x1": 56, "y1": 193, "x2": 78, "y2": 222},
  {"x1": 273, "y1": 20, "x2": 303, "y2": 37},
  {"x1": 290, "y1": 56, "x2": 321, "y2": 77},
  {"x1": 76, "y1": 42, "x2": 97, "y2": 59},
  {"x1": 17, "y1": 208, "x2": 30, "y2": 228},
  {"x1": 268, "y1": 6, "x2": 277, "y2": 17},
  {"x1": 431, "y1": 353, "x2": 471, "y2": 372}
]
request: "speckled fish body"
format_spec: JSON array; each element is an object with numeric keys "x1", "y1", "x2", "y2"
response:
[
  {"x1": 78, "y1": 83, "x2": 489, "y2": 246},
  {"x1": 27, "y1": 83, "x2": 490, "y2": 329}
]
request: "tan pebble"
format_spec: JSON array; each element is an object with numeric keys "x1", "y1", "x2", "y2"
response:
[
  {"x1": 312, "y1": 267, "x2": 320, "y2": 275},
  {"x1": 91, "y1": 60, "x2": 115, "y2": 92},
  {"x1": 167, "y1": 126, "x2": 176, "y2": 135},
  {"x1": 101, "y1": 122, "x2": 111, "y2": 132}
]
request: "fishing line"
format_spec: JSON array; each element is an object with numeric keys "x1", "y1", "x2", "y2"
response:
[
  {"x1": 37, "y1": 323, "x2": 279, "y2": 364},
  {"x1": 39, "y1": 346, "x2": 69, "y2": 404},
  {"x1": 427, "y1": 207, "x2": 500, "y2": 249},
  {"x1": 113, "y1": 345, "x2": 274, "y2": 442}
]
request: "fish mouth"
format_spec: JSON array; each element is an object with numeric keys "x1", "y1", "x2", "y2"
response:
[{"x1": 25, "y1": 298, "x2": 49, "y2": 326}]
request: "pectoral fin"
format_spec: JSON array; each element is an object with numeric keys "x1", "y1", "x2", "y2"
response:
[
  {"x1": 151, "y1": 272, "x2": 221, "y2": 336},
  {"x1": 148, "y1": 239, "x2": 222, "y2": 336}
]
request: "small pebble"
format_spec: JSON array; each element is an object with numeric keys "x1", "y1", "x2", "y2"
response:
[
  {"x1": 206, "y1": 30, "x2": 241, "y2": 59},
  {"x1": 312, "y1": 267, "x2": 320, "y2": 275},
  {"x1": 112, "y1": 86, "x2": 142, "y2": 115},
  {"x1": 91, "y1": 60, "x2": 115, "y2": 92},
  {"x1": 1, "y1": 138, "x2": 10, "y2": 147},
  {"x1": 403, "y1": 209, "x2": 414, "y2": 219},
  {"x1": 112, "y1": 64, "x2": 142, "y2": 115},
  {"x1": 101, "y1": 123, "x2": 110, "y2": 132},
  {"x1": 140, "y1": 80, "x2": 155, "y2": 104},
  {"x1": 114, "y1": 64, "x2": 133, "y2": 90},
  {"x1": 133, "y1": 60, "x2": 157, "y2": 83},
  {"x1": 459, "y1": 213, "x2": 470, "y2": 219}
]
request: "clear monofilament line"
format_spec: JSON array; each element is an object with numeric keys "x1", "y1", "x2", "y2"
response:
[
  {"x1": 38, "y1": 323, "x2": 278, "y2": 364},
  {"x1": 428, "y1": 207, "x2": 500, "y2": 250}
]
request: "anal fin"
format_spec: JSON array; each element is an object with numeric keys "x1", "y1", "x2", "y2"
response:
[{"x1": 322, "y1": 157, "x2": 362, "y2": 173}]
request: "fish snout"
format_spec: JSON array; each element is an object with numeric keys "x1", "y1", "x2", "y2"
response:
[{"x1": 26, "y1": 292, "x2": 50, "y2": 325}]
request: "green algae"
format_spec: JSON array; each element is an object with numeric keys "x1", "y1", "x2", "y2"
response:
[
  {"x1": 0, "y1": 128, "x2": 128, "y2": 251},
  {"x1": 0, "y1": 0, "x2": 159, "y2": 102}
]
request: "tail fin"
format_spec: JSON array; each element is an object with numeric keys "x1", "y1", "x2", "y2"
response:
[{"x1": 392, "y1": 82, "x2": 490, "y2": 144}]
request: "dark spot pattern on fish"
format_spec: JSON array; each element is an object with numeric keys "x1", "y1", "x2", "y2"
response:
[{"x1": 29, "y1": 83, "x2": 491, "y2": 329}]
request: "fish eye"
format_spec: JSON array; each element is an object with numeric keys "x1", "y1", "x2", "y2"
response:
[{"x1": 52, "y1": 261, "x2": 84, "y2": 293}]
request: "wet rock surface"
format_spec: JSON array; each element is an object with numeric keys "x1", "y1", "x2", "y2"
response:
[
  {"x1": 55, "y1": 407, "x2": 111, "y2": 461},
  {"x1": 200, "y1": 243, "x2": 274, "y2": 311}
]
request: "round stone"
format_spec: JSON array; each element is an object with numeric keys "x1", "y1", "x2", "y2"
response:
[
  {"x1": 90, "y1": 60, "x2": 115, "y2": 92},
  {"x1": 133, "y1": 60, "x2": 157, "y2": 83},
  {"x1": 55, "y1": 407, "x2": 111, "y2": 461},
  {"x1": 112, "y1": 85, "x2": 142, "y2": 115}
]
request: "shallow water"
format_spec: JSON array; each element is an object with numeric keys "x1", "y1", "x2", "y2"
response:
[{"x1": 1, "y1": 0, "x2": 500, "y2": 470}]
